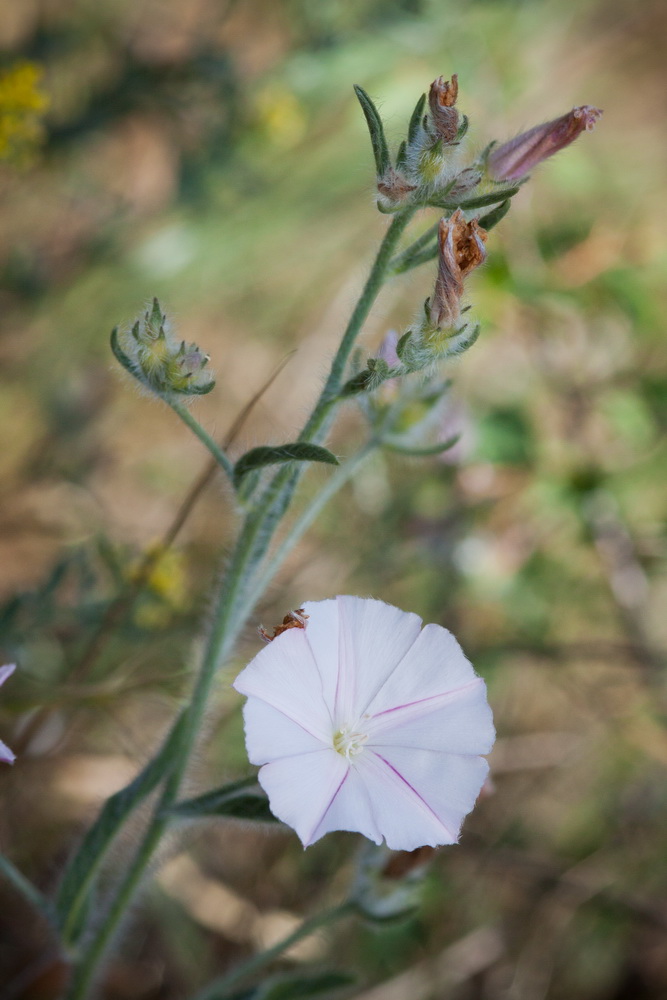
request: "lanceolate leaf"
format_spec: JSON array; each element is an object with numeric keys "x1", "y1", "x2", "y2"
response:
[
  {"x1": 56, "y1": 712, "x2": 188, "y2": 943},
  {"x1": 234, "y1": 444, "x2": 339, "y2": 487},
  {"x1": 407, "y1": 92, "x2": 426, "y2": 146},
  {"x1": 224, "y1": 971, "x2": 355, "y2": 1000},
  {"x1": 353, "y1": 84, "x2": 390, "y2": 177},
  {"x1": 478, "y1": 198, "x2": 512, "y2": 231},
  {"x1": 395, "y1": 139, "x2": 407, "y2": 171},
  {"x1": 256, "y1": 971, "x2": 355, "y2": 1000},
  {"x1": 170, "y1": 776, "x2": 279, "y2": 824},
  {"x1": 447, "y1": 323, "x2": 481, "y2": 357},
  {"x1": 382, "y1": 434, "x2": 460, "y2": 457},
  {"x1": 391, "y1": 242, "x2": 438, "y2": 275},
  {"x1": 110, "y1": 327, "x2": 137, "y2": 376},
  {"x1": 430, "y1": 186, "x2": 520, "y2": 210}
]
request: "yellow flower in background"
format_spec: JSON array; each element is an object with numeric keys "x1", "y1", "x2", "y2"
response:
[
  {"x1": 0, "y1": 61, "x2": 49, "y2": 166},
  {"x1": 255, "y1": 85, "x2": 306, "y2": 149},
  {"x1": 128, "y1": 544, "x2": 189, "y2": 630}
]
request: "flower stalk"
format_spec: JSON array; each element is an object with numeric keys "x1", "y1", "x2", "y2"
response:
[{"x1": 28, "y1": 69, "x2": 601, "y2": 998}]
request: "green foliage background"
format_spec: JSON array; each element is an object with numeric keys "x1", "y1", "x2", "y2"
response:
[{"x1": 1, "y1": 0, "x2": 666, "y2": 997}]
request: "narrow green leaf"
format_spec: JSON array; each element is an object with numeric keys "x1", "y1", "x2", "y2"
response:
[
  {"x1": 56, "y1": 712, "x2": 188, "y2": 941},
  {"x1": 186, "y1": 378, "x2": 216, "y2": 395},
  {"x1": 0, "y1": 853, "x2": 55, "y2": 925},
  {"x1": 149, "y1": 297, "x2": 163, "y2": 329},
  {"x1": 478, "y1": 198, "x2": 511, "y2": 231},
  {"x1": 430, "y1": 186, "x2": 520, "y2": 211},
  {"x1": 340, "y1": 370, "x2": 374, "y2": 397},
  {"x1": 256, "y1": 970, "x2": 355, "y2": 1000},
  {"x1": 382, "y1": 434, "x2": 460, "y2": 456},
  {"x1": 234, "y1": 444, "x2": 339, "y2": 486},
  {"x1": 353, "y1": 84, "x2": 390, "y2": 177},
  {"x1": 110, "y1": 327, "x2": 137, "y2": 376},
  {"x1": 395, "y1": 139, "x2": 407, "y2": 171},
  {"x1": 446, "y1": 323, "x2": 480, "y2": 357},
  {"x1": 389, "y1": 220, "x2": 440, "y2": 274},
  {"x1": 391, "y1": 242, "x2": 438, "y2": 275},
  {"x1": 395, "y1": 330, "x2": 413, "y2": 361},
  {"x1": 407, "y1": 93, "x2": 426, "y2": 146},
  {"x1": 170, "y1": 777, "x2": 279, "y2": 824},
  {"x1": 456, "y1": 114, "x2": 469, "y2": 142},
  {"x1": 457, "y1": 185, "x2": 520, "y2": 209}
]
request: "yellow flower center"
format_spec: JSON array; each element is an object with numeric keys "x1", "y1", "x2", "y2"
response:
[{"x1": 333, "y1": 726, "x2": 368, "y2": 760}]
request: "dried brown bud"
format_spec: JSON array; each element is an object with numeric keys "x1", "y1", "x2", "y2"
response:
[
  {"x1": 430, "y1": 210, "x2": 487, "y2": 329},
  {"x1": 487, "y1": 105, "x2": 603, "y2": 182},
  {"x1": 428, "y1": 74, "x2": 460, "y2": 144},
  {"x1": 381, "y1": 846, "x2": 438, "y2": 880},
  {"x1": 377, "y1": 167, "x2": 417, "y2": 205}
]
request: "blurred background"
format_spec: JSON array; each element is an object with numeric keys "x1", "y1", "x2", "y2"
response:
[{"x1": 1, "y1": 0, "x2": 666, "y2": 997}]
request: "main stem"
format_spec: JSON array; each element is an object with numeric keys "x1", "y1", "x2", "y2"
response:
[
  {"x1": 190, "y1": 901, "x2": 355, "y2": 1000},
  {"x1": 65, "y1": 205, "x2": 415, "y2": 998}
]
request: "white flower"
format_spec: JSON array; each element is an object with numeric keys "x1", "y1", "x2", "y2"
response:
[
  {"x1": 234, "y1": 597, "x2": 494, "y2": 851},
  {"x1": 0, "y1": 664, "x2": 16, "y2": 764}
]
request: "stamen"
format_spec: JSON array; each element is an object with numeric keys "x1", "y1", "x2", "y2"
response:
[{"x1": 333, "y1": 726, "x2": 368, "y2": 760}]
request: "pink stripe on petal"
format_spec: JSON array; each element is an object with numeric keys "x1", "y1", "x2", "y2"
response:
[
  {"x1": 242, "y1": 699, "x2": 327, "y2": 766},
  {"x1": 309, "y1": 763, "x2": 382, "y2": 845},
  {"x1": 301, "y1": 598, "x2": 340, "y2": 716},
  {"x1": 367, "y1": 682, "x2": 495, "y2": 756},
  {"x1": 304, "y1": 769, "x2": 350, "y2": 846},
  {"x1": 374, "y1": 746, "x2": 489, "y2": 842},
  {"x1": 374, "y1": 752, "x2": 456, "y2": 842},
  {"x1": 354, "y1": 751, "x2": 457, "y2": 850},
  {"x1": 369, "y1": 677, "x2": 482, "y2": 719},
  {"x1": 335, "y1": 597, "x2": 422, "y2": 721},
  {"x1": 258, "y1": 750, "x2": 349, "y2": 847},
  {"x1": 364, "y1": 623, "x2": 480, "y2": 719},
  {"x1": 234, "y1": 629, "x2": 332, "y2": 741}
]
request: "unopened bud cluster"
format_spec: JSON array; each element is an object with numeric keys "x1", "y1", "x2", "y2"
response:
[
  {"x1": 356, "y1": 72, "x2": 602, "y2": 217},
  {"x1": 347, "y1": 73, "x2": 602, "y2": 403},
  {"x1": 111, "y1": 299, "x2": 214, "y2": 399}
]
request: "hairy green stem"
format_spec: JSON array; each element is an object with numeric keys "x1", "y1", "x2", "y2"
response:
[
  {"x1": 245, "y1": 442, "x2": 376, "y2": 612},
  {"x1": 64, "y1": 207, "x2": 416, "y2": 996},
  {"x1": 389, "y1": 218, "x2": 439, "y2": 274},
  {"x1": 0, "y1": 853, "x2": 54, "y2": 925},
  {"x1": 168, "y1": 400, "x2": 235, "y2": 482},
  {"x1": 190, "y1": 901, "x2": 355, "y2": 1000},
  {"x1": 301, "y1": 206, "x2": 415, "y2": 442}
]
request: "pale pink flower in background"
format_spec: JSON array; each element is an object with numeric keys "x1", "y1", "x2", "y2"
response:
[
  {"x1": 375, "y1": 329, "x2": 400, "y2": 370},
  {"x1": 234, "y1": 597, "x2": 494, "y2": 851},
  {"x1": 0, "y1": 664, "x2": 16, "y2": 764}
]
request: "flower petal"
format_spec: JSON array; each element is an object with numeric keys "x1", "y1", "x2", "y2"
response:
[
  {"x1": 233, "y1": 629, "x2": 331, "y2": 742},
  {"x1": 0, "y1": 739, "x2": 15, "y2": 765},
  {"x1": 369, "y1": 746, "x2": 489, "y2": 845},
  {"x1": 258, "y1": 749, "x2": 349, "y2": 847},
  {"x1": 242, "y1": 699, "x2": 326, "y2": 765},
  {"x1": 301, "y1": 598, "x2": 340, "y2": 715},
  {"x1": 365, "y1": 623, "x2": 480, "y2": 718},
  {"x1": 354, "y1": 751, "x2": 457, "y2": 850},
  {"x1": 366, "y1": 680, "x2": 495, "y2": 755},
  {"x1": 308, "y1": 764, "x2": 382, "y2": 846},
  {"x1": 335, "y1": 596, "x2": 422, "y2": 722},
  {"x1": 0, "y1": 664, "x2": 16, "y2": 687}
]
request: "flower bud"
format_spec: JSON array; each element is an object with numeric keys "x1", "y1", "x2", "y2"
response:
[
  {"x1": 428, "y1": 74, "x2": 459, "y2": 144},
  {"x1": 429, "y1": 210, "x2": 487, "y2": 330},
  {"x1": 487, "y1": 105, "x2": 603, "y2": 182},
  {"x1": 406, "y1": 73, "x2": 462, "y2": 190},
  {"x1": 111, "y1": 299, "x2": 215, "y2": 399}
]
